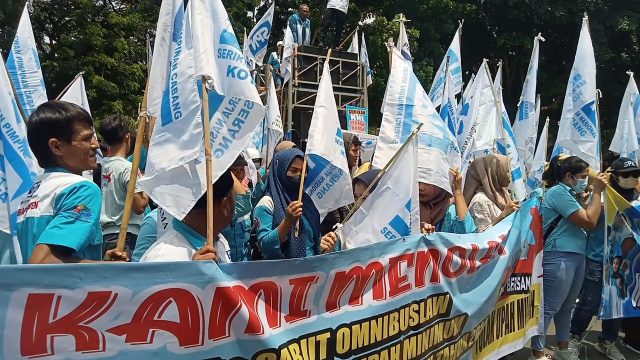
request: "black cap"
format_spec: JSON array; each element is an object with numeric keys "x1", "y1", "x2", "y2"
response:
[{"x1": 611, "y1": 157, "x2": 640, "y2": 174}]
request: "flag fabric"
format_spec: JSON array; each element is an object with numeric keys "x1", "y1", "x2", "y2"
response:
[
  {"x1": 0, "y1": 56, "x2": 40, "y2": 264},
  {"x1": 552, "y1": 16, "x2": 600, "y2": 171},
  {"x1": 513, "y1": 35, "x2": 544, "y2": 175},
  {"x1": 397, "y1": 21, "x2": 412, "y2": 61},
  {"x1": 602, "y1": 185, "x2": 640, "y2": 319},
  {"x1": 526, "y1": 117, "x2": 549, "y2": 194},
  {"x1": 341, "y1": 134, "x2": 419, "y2": 249},
  {"x1": 456, "y1": 73, "x2": 475, "y2": 147},
  {"x1": 429, "y1": 26, "x2": 462, "y2": 105},
  {"x1": 373, "y1": 48, "x2": 461, "y2": 194},
  {"x1": 280, "y1": 26, "x2": 295, "y2": 85},
  {"x1": 243, "y1": 3, "x2": 274, "y2": 66},
  {"x1": 139, "y1": 0, "x2": 205, "y2": 220},
  {"x1": 439, "y1": 68, "x2": 458, "y2": 136},
  {"x1": 360, "y1": 33, "x2": 373, "y2": 87},
  {"x1": 6, "y1": 4, "x2": 48, "y2": 118},
  {"x1": 59, "y1": 74, "x2": 91, "y2": 115},
  {"x1": 263, "y1": 79, "x2": 283, "y2": 164},
  {"x1": 495, "y1": 63, "x2": 527, "y2": 201},
  {"x1": 304, "y1": 60, "x2": 353, "y2": 220},
  {"x1": 609, "y1": 73, "x2": 640, "y2": 161},
  {"x1": 347, "y1": 29, "x2": 359, "y2": 55},
  {"x1": 457, "y1": 60, "x2": 501, "y2": 174},
  {"x1": 191, "y1": 0, "x2": 266, "y2": 182}
]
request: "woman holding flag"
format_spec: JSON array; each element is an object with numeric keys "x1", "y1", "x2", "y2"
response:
[
  {"x1": 419, "y1": 168, "x2": 476, "y2": 234},
  {"x1": 253, "y1": 148, "x2": 338, "y2": 259}
]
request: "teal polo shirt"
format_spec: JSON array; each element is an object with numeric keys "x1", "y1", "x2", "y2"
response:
[{"x1": 541, "y1": 182, "x2": 587, "y2": 254}]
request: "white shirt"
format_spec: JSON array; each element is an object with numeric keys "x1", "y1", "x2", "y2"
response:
[
  {"x1": 327, "y1": 0, "x2": 349, "y2": 14},
  {"x1": 468, "y1": 192, "x2": 501, "y2": 233},
  {"x1": 140, "y1": 223, "x2": 231, "y2": 263}
]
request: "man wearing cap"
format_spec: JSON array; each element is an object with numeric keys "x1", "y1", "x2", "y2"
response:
[
  {"x1": 569, "y1": 157, "x2": 639, "y2": 360},
  {"x1": 287, "y1": 4, "x2": 311, "y2": 46}
]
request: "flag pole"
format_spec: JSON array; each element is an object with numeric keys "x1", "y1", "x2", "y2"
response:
[
  {"x1": 201, "y1": 76, "x2": 215, "y2": 246},
  {"x1": 338, "y1": 26, "x2": 358, "y2": 50},
  {"x1": 341, "y1": 122, "x2": 423, "y2": 225},
  {"x1": 55, "y1": 71, "x2": 85, "y2": 100},
  {"x1": 115, "y1": 78, "x2": 149, "y2": 252}
]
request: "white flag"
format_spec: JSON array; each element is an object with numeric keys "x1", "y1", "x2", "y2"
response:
[
  {"x1": 264, "y1": 79, "x2": 283, "y2": 164},
  {"x1": 139, "y1": 0, "x2": 205, "y2": 220},
  {"x1": 429, "y1": 25, "x2": 462, "y2": 105},
  {"x1": 527, "y1": 118, "x2": 549, "y2": 194},
  {"x1": 439, "y1": 68, "x2": 458, "y2": 136},
  {"x1": 0, "y1": 56, "x2": 40, "y2": 263},
  {"x1": 59, "y1": 74, "x2": 91, "y2": 115},
  {"x1": 397, "y1": 21, "x2": 412, "y2": 61},
  {"x1": 513, "y1": 35, "x2": 544, "y2": 175},
  {"x1": 495, "y1": 63, "x2": 527, "y2": 201},
  {"x1": 373, "y1": 48, "x2": 461, "y2": 194},
  {"x1": 609, "y1": 73, "x2": 640, "y2": 161},
  {"x1": 360, "y1": 33, "x2": 373, "y2": 87},
  {"x1": 243, "y1": 3, "x2": 275, "y2": 66},
  {"x1": 191, "y1": 0, "x2": 266, "y2": 182},
  {"x1": 280, "y1": 26, "x2": 295, "y2": 85},
  {"x1": 347, "y1": 29, "x2": 359, "y2": 55},
  {"x1": 341, "y1": 135, "x2": 419, "y2": 249},
  {"x1": 305, "y1": 60, "x2": 353, "y2": 220},
  {"x1": 458, "y1": 60, "x2": 501, "y2": 174},
  {"x1": 552, "y1": 16, "x2": 600, "y2": 171},
  {"x1": 7, "y1": 4, "x2": 48, "y2": 118}
]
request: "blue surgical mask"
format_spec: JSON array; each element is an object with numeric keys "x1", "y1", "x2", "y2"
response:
[{"x1": 572, "y1": 177, "x2": 588, "y2": 193}]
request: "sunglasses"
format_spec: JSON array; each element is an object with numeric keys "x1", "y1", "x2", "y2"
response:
[{"x1": 617, "y1": 172, "x2": 640, "y2": 178}]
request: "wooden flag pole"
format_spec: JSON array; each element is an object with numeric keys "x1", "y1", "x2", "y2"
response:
[
  {"x1": 115, "y1": 78, "x2": 150, "y2": 252},
  {"x1": 294, "y1": 154, "x2": 308, "y2": 237},
  {"x1": 201, "y1": 77, "x2": 215, "y2": 246},
  {"x1": 55, "y1": 71, "x2": 85, "y2": 100},
  {"x1": 338, "y1": 26, "x2": 358, "y2": 50}
]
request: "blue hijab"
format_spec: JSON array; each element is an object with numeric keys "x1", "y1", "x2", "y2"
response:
[{"x1": 266, "y1": 148, "x2": 320, "y2": 258}]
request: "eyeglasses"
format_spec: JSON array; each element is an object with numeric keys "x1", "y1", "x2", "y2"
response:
[{"x1": 617, "y1": 172, "x2": 640, "y2": 178}]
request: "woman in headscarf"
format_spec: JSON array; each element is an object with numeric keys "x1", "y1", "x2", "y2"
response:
[
  {"x1": 352, "y1": 169, "x2": 381, "y2": 203},
  {"x1": 463, "y1": 154, "x2": 520, "y2": 233},
  {"x1": 253, "y1": 148, "x2": 337, "y2": 259},
  {"x1": 420, "y1": 169, "x2": 476, "y2": 234},
  {"x1": 343, "y1": 133, "x2": 362, "y2": 176}
]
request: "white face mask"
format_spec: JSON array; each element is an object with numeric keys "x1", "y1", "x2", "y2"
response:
[{"x1": 617, "y1": 176, "x2": 639, "y2": 189}]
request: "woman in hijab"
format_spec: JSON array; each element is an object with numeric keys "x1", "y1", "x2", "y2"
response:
[
  {"x1": 253, "y1": 148, "x2": 337, "y2": 259},
  {"x1": 463, "y1": 154, "x2": 520, "y2": 232},
  {"x1": 352, "y1": 169, "x2": 381, "y2": 203},
  {"x1": 419, "y1": 169, "x2": 476, "y2": 234},
  {"x1": 343, "y1": 133, "x2": 362, "y2": 176}
]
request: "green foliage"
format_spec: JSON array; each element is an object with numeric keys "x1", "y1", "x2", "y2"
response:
[{"x1": 1, "y1": 0, "x2": 640, "y2": 151}]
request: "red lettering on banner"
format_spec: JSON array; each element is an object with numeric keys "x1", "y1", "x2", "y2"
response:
[
  {"x1": 479, "y1": 240, "x2": 507, "y2": 265},
  {"x1": 325, "y1": 261, "x2": 386, "y2": 312},
  {"x1": 20, "y1": 291, "x2": 117, "y2": 357},
  {"x1": 442, "y1": 246, "x2": 468, "y2": 278},
  {"x1": 208, "y1": 281, "x2": 282, "y2": 341},
  {"x1": 467, "y1": 243, "x2": 481, "y2": 274},
  {"x1": 415, "y1": 248, "x2": 442, "y2": 287},
  {"x1": 284, "y1": 276, "x2": 318, "y2": 323},
  {"x1": 388, "y1": 254, "x2": 414, "y2": 298},
  {"x1": 107, "y1": 288, "x2": 204, "y2": 348}
]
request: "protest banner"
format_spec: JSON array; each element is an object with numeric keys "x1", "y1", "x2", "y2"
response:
[
  {"x1": 346, "y1": 106, "x2": 369, "y2": 134},
  {"x1": 602, "y1": 185, "x2": 640, "y2": 319},
  {"x1": 0, "y1": 198, "x2": 542, "y2": 359}
]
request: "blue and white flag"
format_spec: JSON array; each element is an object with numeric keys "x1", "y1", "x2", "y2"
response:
[
  {"x1": 6, "y1": 4, "x2": 48, "y2": 118},
  {"x1": 527, "y1": 117, "x2": 549, "y2": 194},
  {"x1": 456, "y1": 73, "x2": 475, "y2": 147},
  {"x1": 59, "y1": 74, "x2": 91, "y2": 115},
  {"x1": 305, "y1": 60, "x2": 353, "y2": 220},
  {"x1": 280, "y1": 26, "x2": 295, "y2": 85},
  {"x1": 397, "y1": 21, "x2": 412, "y2": 62},
  {"x1": 429, "y1": 25, "x2": 462, "y2": 106},
  {"x1": 360, "y1": 32, "x2": 372, "y2": 87},
  {"x1": 263, "y1": 79, "x2": 283, "y2": 164},
  {"x1": 495, "y1": 63, "x2": 527, "y2": 201},
  {"x1": 552, "y1": 16, "x2": 600, "y2": 171},
  {"x1": 191, "y1": 0, "x2": 266, "y2": 182},
  {"x1": 140, "y1": 0, "x2": 205, "y2": 220},
  {"x1": 513, "y1": 34, "x2": 544, "y2": 175},
  {"x1": 243, "y1": 2, "x2": 274, "y2": 66},
  {"x1": 341, "y1": 134, "x2": 419, "y2": 249},
  {"x1": 0, "y1": 56, "x2": 39, "y2": 264},
  {"x1": 609, "y1": 73, "x2": 640, "y2": 161},
  {"x1": 373, "y1": 48, "x2": 461, "y2": 194},
  {"x1": 439, "y1": 68, "x2": 458, "y2": 136},
  {"x1": 458, "y1": 60, "x2": 501, "y2": 174}
]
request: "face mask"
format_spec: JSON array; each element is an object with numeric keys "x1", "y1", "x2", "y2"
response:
[
  {"x1": 572, "y1": 177, "x2": 588, "y2": 193},
  {"x1": 282, "y1": 175, "x2": 301, "y2": 191},
  {"x1": 617, "y1": 176, "x2": 638, "y2": 189}
]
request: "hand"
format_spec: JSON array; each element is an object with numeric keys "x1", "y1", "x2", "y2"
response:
[
  {"x1": 105, "y1": 249, "x2": 129, "y2": 262},
  {"x1": 450, "y1": 168, "x2": 463, "y2": 194},
  {"x1": 320, "y1": 232, "x2": 337, "y2": 253},
  {"x1": 192, "y1": 244, "x2": 218, "y2": 262},
  {"x1": 286, "y1": 201, "x2": 303, "y2": 223},
  {"x1": 421, "y1": 223, "x2": 436, "y2": 234},
  {"x1": 592, "y1": 173, "x2": 608, "y2": 193},
  {"x1": 499, "y1": 200, "x2": 521, "y2": 220},
  {"x1": 241, "y1": 177, "x2": 251, "y2": 191}
]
